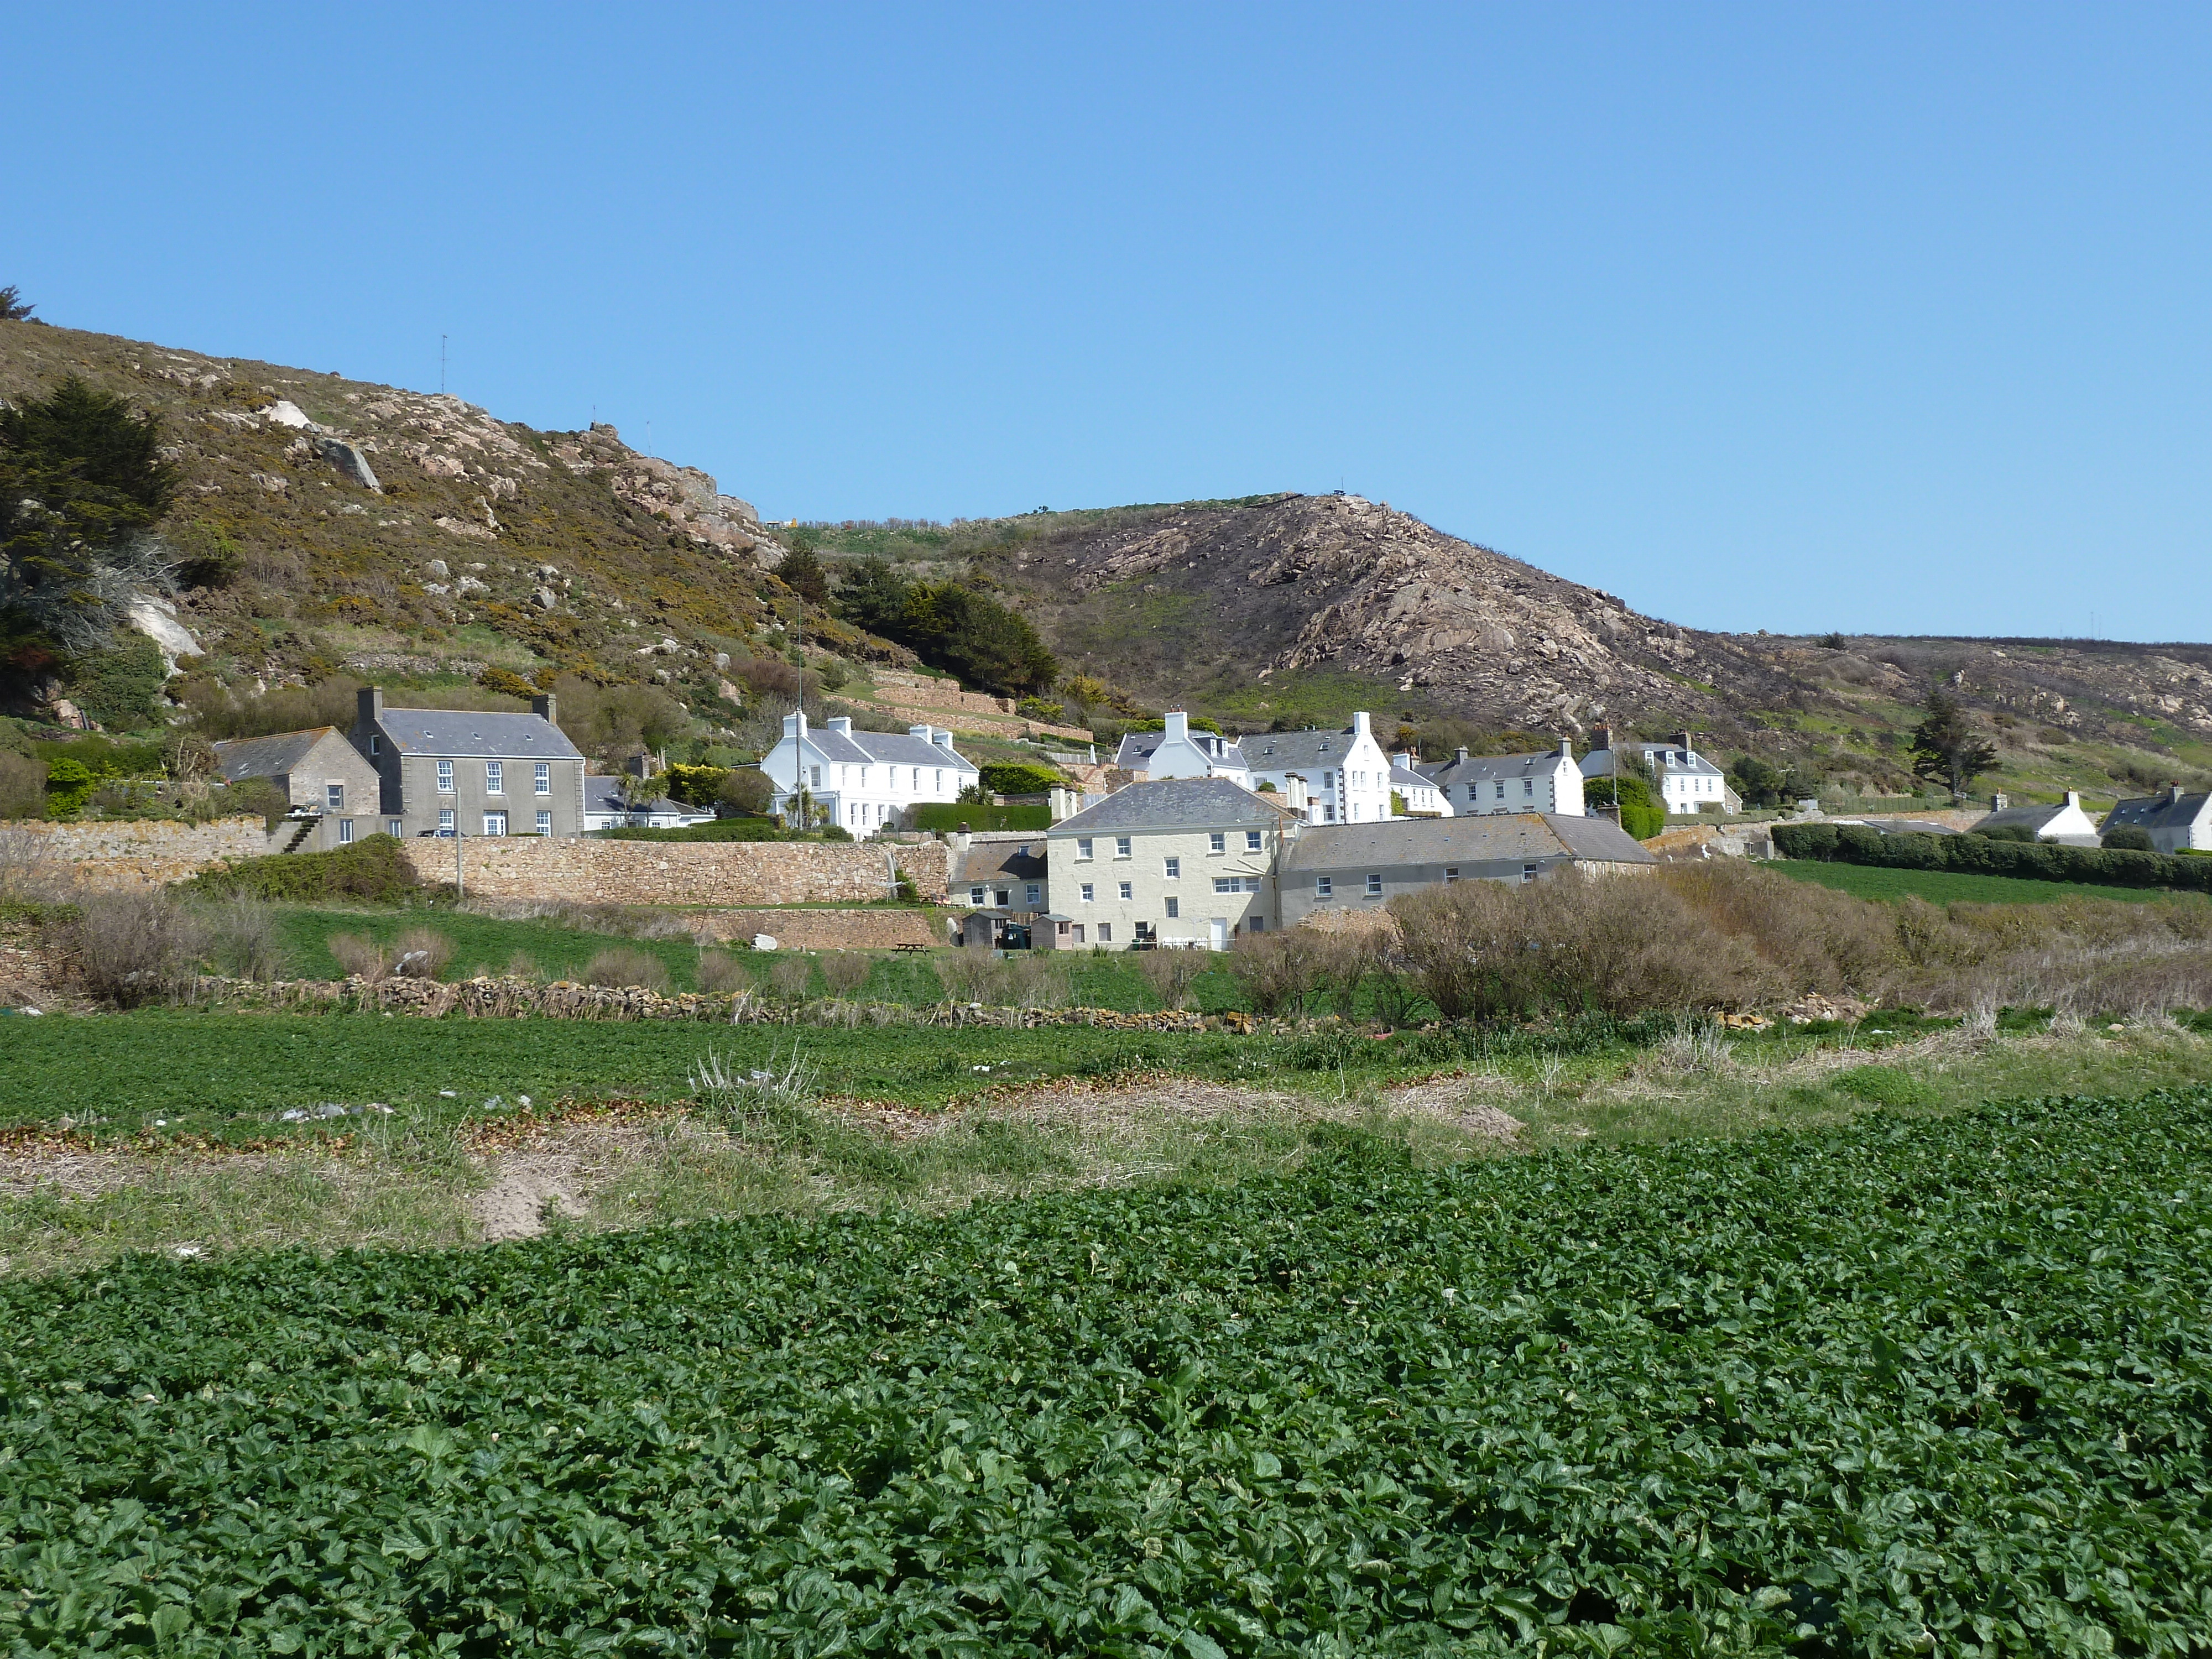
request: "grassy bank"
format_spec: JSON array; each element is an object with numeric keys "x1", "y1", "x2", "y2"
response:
[{"x1": 1771, "y1": 858, "x2": 2190, "y2": 905}]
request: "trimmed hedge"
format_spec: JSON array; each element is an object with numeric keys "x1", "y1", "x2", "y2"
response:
[
  {"x1": 595, "y1": 820, "x2": 852, "y2": 843},
  {"x1": 1773, "y1": 821, "x2": 2212, "y2": 893},
  {"x1": 909, "y1": 802, "x2": 1051, "y2": 833}
]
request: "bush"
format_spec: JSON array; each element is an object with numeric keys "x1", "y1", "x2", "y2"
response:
[
  {"x1": 978, "y1": 762, "x2": 1064, "y2": 796},
  {"x1": 581, "y1": 947, "x2": 672, "y2": 992},
  {"x1": 716, "y1": 768, "x2": 773, "y2": 816},
  {"x1": 1584, "y1": 773, "x2": 1665, "y2": 839},
  {"x1": 2104, "y1": 824, "x2": 2155, "y2": 852},
  {"x1": 909, "y1": 803, "x2": 1050, "y2": 833},
  {"x1": 1830, "y1": 1063, "x2": 1939, "y2": 1107},
  {"x1": 597, "y1": 820, "x2": 849, "y2": 843},
  {"x1": 43, "y1": 757, "x2": 94, "y2": 817},
  {"x1": 1774, "y1": 819, "x2": 2212, "y2": 894},
  {"x1": 391, "y1": 926, "x2": 453, "y2": 980},
  {"x1": 1225, "y1": 931, "x2": 1326, "y2": 1015},
  {"x1": 1972, "y1": 823, "x2": 2038, "y2": 843},
  {"x1": 819, "y1": 952, "x2": 873, "y2": 998},
  {"x1": 327, "y1": 932, "x2": 388, "y2": 981},
  {"x1": 194, "y1": 894, "x2": 281, "y2": 981},
  {"x1": 0, "y1": 750, "x2": 43, "y2": 818},
  {"x1": 1136, "y1": 945, "x2": 1206, "y2": 1010},
  {"x1": 186, "y1": 834, "x2": 421, "y2": 904},
  {"x1": 65, "y1": 635, "x2": 169, "y2": 731},
  {"x1": 665, "y1": 763, "x2": 728, "y2": 808},
  {"x1": 62, "y1": 889, "x2": 204, "y2": 1007},
  {"x1": 767, "y1": 954, "x2": 815, "y2": 1004},
  {"x1": 696, "y1": 951, "x2": 755, "y2": 994}
]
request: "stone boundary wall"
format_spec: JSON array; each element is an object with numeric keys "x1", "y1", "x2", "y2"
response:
[
  {"x1": 0, "y1": 816, "x2": 274, "y2": 890},
  {"x1": 399, "y1": 836, "x2": 953, "y2": 906}
]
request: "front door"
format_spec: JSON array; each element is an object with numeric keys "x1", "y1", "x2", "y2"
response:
[{"x1": 1209, "y1": 917, "x2": 1228, "y2": 951}]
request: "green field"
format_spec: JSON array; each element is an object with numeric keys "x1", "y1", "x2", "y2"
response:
[
  {"x1": 6, "y1": 1087, "x2": 2208, "y2": 1655},
  {"x1": 1770, "y1": 858, "x2": 2192, "y2": 905}
]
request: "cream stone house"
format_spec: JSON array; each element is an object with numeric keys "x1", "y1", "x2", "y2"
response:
[
  {"x1": 212, "y1": 726, "x2": 385, "y2": 850},
  {"x1": 1045, "y1": 776, "x2": 1296, "y2": 949}
]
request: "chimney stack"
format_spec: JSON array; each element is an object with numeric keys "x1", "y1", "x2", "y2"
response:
[
  {"x1": 1593, "y1": 725, "x2": 1614, "y2": 752},
  {"x1": 2065, "y1": 790, "x2": 2081, "y2": 809},
  {"x1": 1164, "y1": 710, "x2": 1190, "y2": 745},
  {"x1": 1353, "y1": 711, "x2": 1372, "y2": 740},
  {"x1": 1990, "y1": 792, "x2": 2008, "y2": 812},
  {"x1": 531, "y1": 692, "x2": 558, "y2": 726},
  {"x1": 358, "y1": 686, "x2": 384, "y2": 731},
  {"x1": 1455, "y1": 745, "x2": 1470, "y2": 763},
  {"x1": 1677, "y1": 731, "x2": 1694, "y2": 754},
  {"x1": 1558, "y1": 736, "x2": 1573, "y2": 758}
]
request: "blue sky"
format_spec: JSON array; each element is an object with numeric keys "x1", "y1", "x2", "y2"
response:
[{"x1": 12, "y1": 4, "x2": 2210, "y2": 640}]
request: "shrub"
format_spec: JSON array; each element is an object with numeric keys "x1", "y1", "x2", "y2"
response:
[
  {"x1": 581, "y1": 947, "x2": 671, "y2": 992},
  {"x1": 475, "y1": 666, "x2": 538, "y2": 700},
  {"x1": 696, "y1": 951, "x2": 755, "y2": 994},
  {"x1": 327, "y1": 932, "x2": 388, "y2": 981},
  {"x1": 65, "y1": 634, "x2": 169, "y2": 731},
  {"x1": 1830, "y1": 1064, "x2": 1938, "y2": 1107},
  {"x1": 767, "y1": 954, "x2": 815, "y2": 1004},
  {"x1": 1775, "y1": 819, "x2": 2212, "y2": 894},
  {"x1": 391, "y1": 926, "x2": 454, "y2": 980},
  {"x1": 978, "y1": 762, "x2": 1063, "y2": 796},
  {"x1": 1225, "y1": 930, "x2": 1326, "y2": 1016},
  {"x1": 2104, "y1": 824, "x2": 2155, "y2": 852},
  {"x1": 64, "y1": 889, "x2": 204, "y2": 1006},
  {"x1": 216, "y1": 775, "x2": 290, "y2": 831},
  {"x1": 818, "y1": 952, "x2": 873, "y2": 999},
  {"x1": 1584, "y1": 773, "x2": 1665, "y2": 838},
  {"x1": 1136, "y1": 946, "x2": 1206, "y2": 1010},
  {"x1": 0, "y1": 826, "x2": 60, "y2": 900},
  {"x1": 193, "y1": 894, "x2": 281, "y2": 981},
  {"x1": 43, "y1": 757, "x2": 95, "y2": 817},
  {"x1": 0, "y1": 750, "x2": 43, "y2": 818},
  {"x1": 183, "y1": 835, "x2": 421, "y2": 903},
  {"x1": 715, "y1": 768, "x2": 773, "y2": 816},
  {"x1": 665, "y1": 763, "x2": 728, "y2": 808},
  {"x1": 598, "y1": 820, "x2": 851, "y2": 843},
  {"x1": 1972, "y1": 823, "x2": 2037, "y2": 843},
  {"x1": 909, "y1": 803, "x2": 1050, "y2": 833}
]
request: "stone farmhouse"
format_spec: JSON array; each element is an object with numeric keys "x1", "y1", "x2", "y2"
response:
[
  {"x1": 353, "y1": 688, "x2": 587, "y2": 838},
  {"x1": 1973, "y1": 790, "x2": 2102, "y2": 847},
  {"x1": 1045, "y1": 777, "x2": 1294, "y2": 950},
  {"x1": 2103, "y1": 785, "x2": 2212, "y2": 853},
  {"x1": 211, "y1": 727, "x2": 384, "y2": 851},
  {"x1": 1580, "y1": 728, "x2": 1739, "y2": 815},
  {"x1": 760, "y1": 711, "x2": 977, "y2": 834},
  {"x1": 1279, "y1": 814, "x2": 1654, "y2": 928},
  {"x1": 1418, "y1": 739, "x2": 1583, "y2": 818}
]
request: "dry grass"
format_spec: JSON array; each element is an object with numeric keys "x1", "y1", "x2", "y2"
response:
[
  {"x1": 326, "y1": 931, "x2": 388, "y2": 982},
  {"x1": 580, "y1": 947, "x2": 672, "y2": 992},
  {"x1": 391, "y1": 926, "x2": 454, "y2": 980},
  {"x1": 695, "y1": 950, "x2": 754, "y2": 994}
]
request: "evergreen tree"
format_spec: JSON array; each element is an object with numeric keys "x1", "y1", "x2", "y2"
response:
[
  {"x1": 0, "y1": 286, "x2": 34, "y2": 323},
  {"x1": 777, "y1": 540, "x2": 830, "y2": 607},
  {"x1": 1909, "y1": 686, "x2": 1999, "y2": 800}
]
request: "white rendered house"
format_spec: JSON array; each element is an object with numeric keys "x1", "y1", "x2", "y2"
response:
[
  {"x1": 1390, "y1": 753, "x2": 1451, "y2": 817},
  {"x1": 1419, "y1": 740, "x2": 1584, "y2": 817},
  {"x1": 2102, "y1": 785, "x2": 2212, "y2": 853},
  {"x1": 1240, "y1": 713, "x2": 1398, "y2": 824},
  {"x1": 1580, "y1": 728, "x2": 1739, "y2": 816},
  {"x1": 1974, "y1": 790, "x2": 2103, "y2": 848},
  {"x1": 1113, "y1": 712, "x2": 1252, "y2": 787},
  {"x1": 760, "y1": 711, "x2": 977, "y2": 833}
]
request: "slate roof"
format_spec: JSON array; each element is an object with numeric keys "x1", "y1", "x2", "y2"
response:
[
  {"x1": 1280, "y1": 813, "x2": 1654, "y2": 872},
  {"x1": 2104, "y1": 790, "x2": 2212, "y2": 832},
  {"x1": 802, "y1": 726, "x2": 976, "y2": 772},
  {"x1": 1389, "y1": 763, "x2": 1433, "y2": 791},
  {"x1": 374, "y1": 708, "x2": 583, "y2": 761},
  {"x1": 1114, "y1": 732, "x2": 1249, "y2": 771},
  {"x1": 212, "y1": 727, "x2": 340, "y2": 781},
  {"x1": 1239, "y1": 729, "x2": 1362, "y2": 774},
  {"x1": 952, "y1": 836, "x2": 1050, "y2": 885},
  {"x1": 1843, "y1": 818, "x2": 1960, "y2": 837},
  {"x1": 1047, "y1": 777, "x2": 1287, "y2": 833},
  {"x1": 1974, "y1": 801, "x2": 2098, "y2": 838},
  {"x1": 582, "y1": 776, "x2": 693, "y2": 818},
  {"x1": 1587, "y1": 742, "x2": 1725, "y2": 780},
  {"x1": 1420, "y1": 747, "x2": 1572, "y2": 789}
]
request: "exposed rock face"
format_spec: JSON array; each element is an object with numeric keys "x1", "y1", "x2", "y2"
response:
[{"x1": 547, "y1": 424, "x2": 763, "y2": 554}]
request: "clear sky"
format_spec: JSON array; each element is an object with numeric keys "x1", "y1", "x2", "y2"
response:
[{"x1": 12, "y1": 4, "x2": 2210, "y2": 641}]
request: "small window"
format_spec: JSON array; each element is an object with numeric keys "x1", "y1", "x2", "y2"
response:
[
  {"x1": 1077, "y1": 838, "x2": 1094, "y2": 860},
  {"x1": 437, "y1": 807, "x2": 455, "y2": 834},
  {"x1": 1209, "y1": 832, "x2": 1225, "y2": 853},
  {"x1": 1025, "y1": 883, "x2": 1041, "y2": 906},
  {"x1": 1164, "y1": 856, "x2": 1180, "y2": 878},
  {"x1": 1324, "y1": 805, "x2": 1336, "y2": 823},
  {"x1": 1444, "y1": 867, "x2": 1459, "y2": 883},
  {"x1": 437, "y1": 759, "x2": 455, "y2": 794},
  {"x1": 994, "y1": 889, "x2": 1011, "y2": 907},
  {"x1": 1523, "y1": 778, "x2": 1534, "y2": 798},
  {"x1": 1115, "y1": 837, "x2": 1132, "y2": 858},
  {"x1": 1523, "y1": 863, "x2": 1540, "y2": 883},
  {"x1": 536, "y1": 810, "x2": 552, "y2": 835},
  {"x1": 369, "y1": 734, "x2": 380, "y2": 755},
  {"x1": 1080, "y1": 883, "x2": 1094, "y2": 902},
  {"x1": 1097, "y1": 923, "x2": 1113, "y2": 943},
  {"x1": 337, "y1": 818, "x2": 354, "y2": 844},
  {"x1": 483, "y1": 811, "x2": 507, "y2": 837},
  {"x1": 1248, "y1": 916, "x2": 1265, "y2": 933},
  {"x1": 1245, "y1": 830, "x2": 1262, "y2": 851},
  {"x1": 535, "y1": 763, "x2": 551, "y2": 795},
  {"x1": 1366, "y1": 873, "x2": 1383, "y2": 896},
  {"x1": 326, "y1": 782, "x2": 345, "y2": 811},
  {"x1": 1213, "y1": 877, "x2": 1232, "y2": 894},
  {"x1": 1165, "y1": 896, "x2": 1180, "y2": 919},
  {"x1": 387, "y1": 820, "x2": 403, "y2": 837},
  {"x1": 809, "y1": 765, "x2": 822, "y2": 788},
  {"x1": 486, "y1": 760, "x2": 504, "y2": 794},
  {"x1": 1316, "y1": 875, "x2": 1333, "y2": 898},
  {"x1": 935, "y1": 768, "x2": 943, "y2": 790},
  {"x1": 969, "y1": 886, "x2": 985, "y2": 906},
  {"x1": 1322, "y1": 771, "x2": 1333, "y2": 788},
  {"x1": 1118, "y1": 881, "x2": 1133, "y2": 901},
  {"x1": 1495, "y1": 781, "x2": 1506, "y2": 800}
]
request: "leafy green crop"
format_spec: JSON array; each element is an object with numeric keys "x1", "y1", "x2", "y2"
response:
[{"x1": 6, "y1": 1089, "x2": 2210, "y2": 1655}]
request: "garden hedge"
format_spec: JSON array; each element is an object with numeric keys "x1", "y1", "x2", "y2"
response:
[{"x1": 1773, "y1": 820, "x2": 2212, "y2": 893}]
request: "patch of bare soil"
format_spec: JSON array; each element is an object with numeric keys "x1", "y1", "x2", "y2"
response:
[
  {"x1": 1378, "y1": 1077, "x2": 1526, "y2": 1139},
  {"x1": 466, "y1": 1124, "x2": 660, "y2": 1240}
]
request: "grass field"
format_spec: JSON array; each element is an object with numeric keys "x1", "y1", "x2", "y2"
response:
[
  {"x1": 6, "y1": 1085, "x2": 2208, "y2": 1653},
  {"x1": 1769, "y1": 858, "x2": 2194, "y2": 905}
]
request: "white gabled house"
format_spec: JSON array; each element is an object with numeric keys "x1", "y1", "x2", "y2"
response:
[
  {"x1": 2102, "y1": 785, "x2": 2212, "y2": 853},
  {"x1": 1579, "y1": 728, "x2": 1738, "y2": 816},
  {"x1": 1113, "y1": 712, "x2": 1252, "y2": 787},
  {"x1": 1974, "y1": 790, "x2": 2103, "y2": 848},
  {"x1": 1240, "y1": 713, "x2": 1397, "y2": 825},
  {"x1": 1420, "y1": 739, "x2": 1584, "y2": 817},
  {"x1": 760, "y1": 711, "x2": 977, "y2": 833},
  {"x1": 1390, "y1": 753, "x2": 1451, "y2": 817}
]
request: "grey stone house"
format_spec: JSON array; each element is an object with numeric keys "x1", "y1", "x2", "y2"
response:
[
  {"x1": 211, "y1": 727, "x2": 386, "y2": 851},
  {"x1": 349, "y1": 687, "x2": 588, "y2": 837},
  {"x1": 1278, "y1": 813, "x2": 1653, "y2": 927}
]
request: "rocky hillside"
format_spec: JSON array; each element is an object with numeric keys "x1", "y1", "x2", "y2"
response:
[
  {"x1": 811, "y1": 495, "x2": 2212, "y2": 804},
  {"x1": 0, "y1": 319, "x2": 906, "y2": 724}
]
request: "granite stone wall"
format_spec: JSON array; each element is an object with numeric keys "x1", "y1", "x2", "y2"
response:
[
  {"x1": 399, "y1": 836, "x2": 953, "y2": 907},
  {"x1": 0, "y1": 817, "x2": 274, "y2": 890}
]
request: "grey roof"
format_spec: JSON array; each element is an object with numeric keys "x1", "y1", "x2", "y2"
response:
[
  {"x1": 375, "y1": 708, "x2": 583, "y2": 761},
  {"x1": 2104, "y1": 790, "x2": 2212, "y2": 831},
  {"x1": 805, "y1": 724, "x2": 975, "y2": 771},
  {"x1": 212, "y1": 727, "x2": 341, "y2": 781},
  {"x1": 1389, "y1": 763, "x2": 1432, "y2": 790},
  {"x1": 1975, "y1": 802, "x2": 2072, "y2": 833},
  {"x1": 1239, "y1": 728, "x2": 1363, "y2": 774},
  {"x1": 1421, "y1": 747, "x2": 1572, "y2": 788},
  {"x1": 582, "y1": 776, "x2": 688, "y2": 817},
  {"x1": 953, "y1": 837, "x2": 1049, "y2": 885},
  {"x1": 1281, "y1": 812, "x2": 1654, "y2": 872},
  {"x1": 1584, "y1": 743, "x2": 1725, "y2": 780},
  {"x1": 1114, "y1": 731, "x2": 1249, "y2": 771},
  {"x1": 1845, "y1": 818, "x2": 1960, "y2": 837},
  {"x1": 1047, "y1": 776, "x2": 1287, "y2": 834}
]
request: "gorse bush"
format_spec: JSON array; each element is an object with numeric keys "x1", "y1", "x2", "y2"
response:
[{"x1": 6, "y1": 1089, "x2": 2211, "y2": 1652}]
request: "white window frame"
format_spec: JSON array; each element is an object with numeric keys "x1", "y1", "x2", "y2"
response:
[
  {"x1": 1097, "y1": 923, "x2": 1112, "y2": 943},
  {"x1": 1245, "y1": 830, "x2": 1262, "y2": 851},
  {"x1": 483, "y1": 811, "x2": 507, "y2": 837},
  {"x1": 387, "y1": 820, "x2": 404, "y2": 837},
  {"x1": 325, "y1": 782, "x2": 345, "y2": 811},
  {"x1": 337, "y1": 818, "x2": 353, "y2": 843},
  {"x1": 1024, "y1": 883, "x2": 1041, "y2": 907},
  {"x1": 534, "y1": 762, "x2": 551, "y2": 796},
  {"x1": 1118, "y1": 881, "x2": 1133, "y2": 901},
  {"x1": 1077, "y1": 838, "x2": 1094, "y2": 860},
  {"x1": 1165, "y1": 896, "x2": 1180, "y2": 919},
  {"x1": 1366, "y1": 872, "x2": 1383, "y2": 896},
  {"x1": 1164, "y1": 856, "x2": 1180, "y2": 878},
  {"x1": 969, "y1": 886, "x2": 985, "y2": 906},
  {"x1": 1079, "y1": 883, "x2": 1094, "y2": 903},
  {"x1": 1213, "y1": 877, "x2": 1232, "y2": 894},
  {"x1": 1114, "y1": 837, "x2": 1132, "y2": 859},
  {"x1": 1316, "y1": 875, "x2": 1333, "y2": 898},
  {"x1": 536, "y1": 810, "x2": 552, "y2": 835},
  {"x1": 1444, "y1": 867, "x2": 1460, "y2": 884},
  {"x1": 486, "y1": 760, "x2": 504, "y2": 794},
  {"x1": 1208, "y1": 832, "x2": 1225, "y2": 853},
  {"x1": 437, "y1": 807, "x2": 456, "y2": 834},
  {"x1": 436, "y1": 759, "x2": 455, "y2": 794}
]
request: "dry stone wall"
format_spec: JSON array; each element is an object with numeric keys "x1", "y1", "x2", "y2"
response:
[
  {"x1": 0, "y1": 817, "x2": 273, "y2": 890},
  {"x1": 400, "y1": 836, "x2": 952, "y2": 906}
]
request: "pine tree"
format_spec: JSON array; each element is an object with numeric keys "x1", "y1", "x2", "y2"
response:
[{"x1": 1909, "y1": 686, "x2": 1999, "y2": 800}]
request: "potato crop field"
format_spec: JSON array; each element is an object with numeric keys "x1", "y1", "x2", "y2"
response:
[{"x1": 6, "y1": 1087, "x2": 2209, "y2": 1656}]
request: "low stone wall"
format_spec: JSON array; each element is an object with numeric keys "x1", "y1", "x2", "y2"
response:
[
  {"x1": 0, "y1": 816, "x2": 273, "y2": 890},
  {"x1": 399, "y1": 836, "x2": 952, "y2": 906}
]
